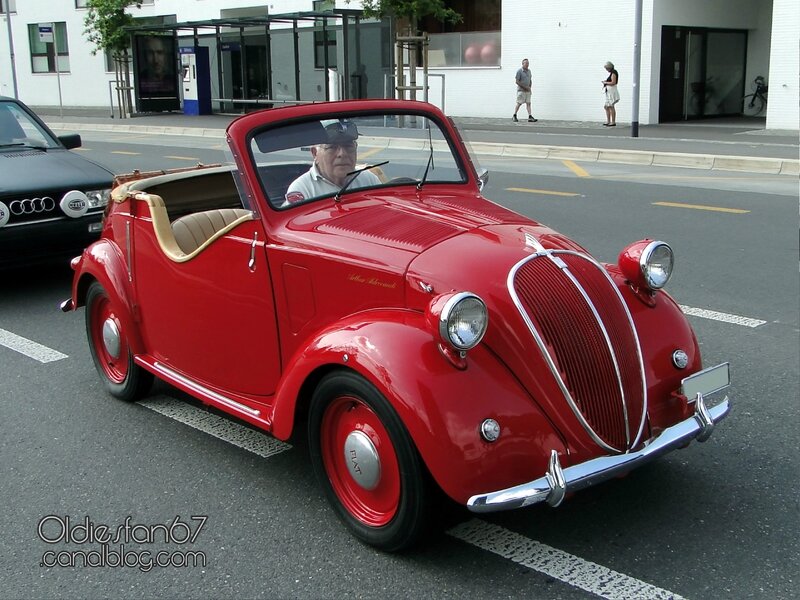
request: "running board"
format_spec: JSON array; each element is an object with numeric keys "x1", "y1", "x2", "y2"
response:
[{"x1": 135, "y1": 356, "x2": 273, "y2": 431}]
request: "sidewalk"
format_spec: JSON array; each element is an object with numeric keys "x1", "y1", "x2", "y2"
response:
[{"x1": 33, "y1": 105, "x2": 799, "y2": 176}]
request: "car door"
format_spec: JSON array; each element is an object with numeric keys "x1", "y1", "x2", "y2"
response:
[{"x1": 133, "y1": 216, "x2": 281, "y2": 397}]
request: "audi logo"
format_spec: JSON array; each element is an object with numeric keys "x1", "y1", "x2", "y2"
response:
[{"x1": 8, "y1": 197, "x2": 56, "y2": 215}]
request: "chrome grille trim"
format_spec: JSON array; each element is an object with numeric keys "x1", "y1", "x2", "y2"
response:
[{"x1": 508, "y1": 242, "x2": 648, "y2": 452}]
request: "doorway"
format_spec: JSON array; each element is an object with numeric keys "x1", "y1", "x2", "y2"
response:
[{"x1": 659, "y1": 26, "x2": 747, "y2": 122}]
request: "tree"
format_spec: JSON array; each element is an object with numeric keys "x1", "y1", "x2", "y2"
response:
[
  {"x1": 349, "y1": 0, "x2": 462, "y2": 101},
  {"x1": 357, "y1": 0, "x2": 461, "y2": 33},
  {"x1": 83, "y1": 0, "x2": 143, "y2": 116}
]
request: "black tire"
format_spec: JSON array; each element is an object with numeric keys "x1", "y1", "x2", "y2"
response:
[
  {"x1": 85, "y1": 281, "x2": 153, "y2": 402},
  {"x1": 308, "y1": 370, "x2": 433, "y2": 552},
  {"x1": 742, "y1": 94, "x2": 765, "y2": 117}
]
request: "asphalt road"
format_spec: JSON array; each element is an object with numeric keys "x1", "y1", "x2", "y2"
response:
[{"x1": 1, "y1": 133, "x2": 797, "y2": 599}]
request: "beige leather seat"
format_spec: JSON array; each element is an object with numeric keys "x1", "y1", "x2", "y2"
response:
[{"x1": 171, "y1": 208, "x2": 252, "y2": 254}]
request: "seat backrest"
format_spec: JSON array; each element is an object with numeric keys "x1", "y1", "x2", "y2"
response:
[{"x1": 171, "y1": 208, "x2": 252, "y2": 254}]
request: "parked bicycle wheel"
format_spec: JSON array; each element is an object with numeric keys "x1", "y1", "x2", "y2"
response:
[{"x1": 742, "y1": 93, "x2": 765, "y2": 117}]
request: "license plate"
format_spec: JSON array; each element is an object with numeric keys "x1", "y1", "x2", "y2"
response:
[{"x1": 681, "y1": 362, "x2": 730, "y2": 402}]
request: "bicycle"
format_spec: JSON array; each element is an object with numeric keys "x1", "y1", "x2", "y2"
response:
[{"x1": 742, "y1": 76, "x2": 768, "y2": 116}]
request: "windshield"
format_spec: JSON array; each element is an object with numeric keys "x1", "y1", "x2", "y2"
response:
[
  {"x1": 0, "y1": 101, "x2": 58, "y2": 149},
  {"x1": 247, "y1": 112, "x2": 467, "y2": 209}
]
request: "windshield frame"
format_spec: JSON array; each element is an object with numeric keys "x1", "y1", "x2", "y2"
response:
[{"x1": 242, "y1": 108, "x2": 472, "y2": 212}]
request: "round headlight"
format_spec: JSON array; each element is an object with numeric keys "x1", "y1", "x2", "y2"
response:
[
  {"x1": 641, "y1": 241, "x2": 674, "y2": 289},
  {"x1": 439, "y1": 292, "x2": 488, "y2": 351}
]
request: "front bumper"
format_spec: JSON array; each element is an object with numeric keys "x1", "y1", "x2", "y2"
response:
[{"x1": 467, "y1": 391, "x2": 731, "y2": 512}]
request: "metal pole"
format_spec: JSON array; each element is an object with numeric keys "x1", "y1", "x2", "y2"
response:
[
  {"x1": 631, "y1": 0, "x2": 642, "y2": 137},
  {"x1": 3, "y1": 0, "x2": 18, "y2": 98},
  {"x1": 52, "y1": 22, "x2": 64, "y2": 118}
]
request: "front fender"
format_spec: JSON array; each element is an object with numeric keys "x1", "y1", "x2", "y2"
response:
[
  {"x1": 271, "y1": 309, "x2": 566, "y2": 505},
  {"x1": 70, "y1": 239, "x2": 145, "y2": 355}
]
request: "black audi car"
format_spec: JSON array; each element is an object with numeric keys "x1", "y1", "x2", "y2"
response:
[{"x1": 0, "y1": 96, "x2": 113, "y2": 269}]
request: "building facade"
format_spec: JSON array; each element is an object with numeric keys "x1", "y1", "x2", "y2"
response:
[{"x1": 1, "y1": 0, "x2": 797, "y2": 129}]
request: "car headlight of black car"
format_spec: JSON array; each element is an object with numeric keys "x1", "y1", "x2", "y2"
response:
[{"x1": 85, "y1": 188, "x2": 111, "y2": 209}]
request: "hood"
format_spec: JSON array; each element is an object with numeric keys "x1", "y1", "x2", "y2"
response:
[{"x1": 0, "y1": 147, "x2": 113, "y2": 196}]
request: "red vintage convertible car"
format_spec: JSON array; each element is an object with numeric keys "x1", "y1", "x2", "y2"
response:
[{"x1": 63, "y1": 100, "x2": 730, "y2": 551}]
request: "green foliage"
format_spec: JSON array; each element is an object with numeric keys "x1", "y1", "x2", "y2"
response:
[
  {"x1": 356, "y1": 0, "x2": 462, "y2": 26},
  {"x1": 83, "y1": 0, "x2": 142, "y2": 55}
]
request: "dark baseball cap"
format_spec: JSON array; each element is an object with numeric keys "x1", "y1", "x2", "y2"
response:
[{"x1": 320, "y1": 119, "x2": 359, "y2": 143}]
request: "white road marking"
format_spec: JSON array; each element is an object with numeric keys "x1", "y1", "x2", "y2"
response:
[
  {"x1": 679, "y1": 305, "x2": 766, "y2": 328},
  {"x1": 140, "y1": 396, "x2": 291, "y2": 459},
  {"x1": 142, "y1": 395, "x2": 688, "y2": 596},
  {"x1": 0, "y1": 327, "x2": 68, "y2": 363},
  {"x1": 448, "y1": 519, "x2": 686, "y2": 600}
]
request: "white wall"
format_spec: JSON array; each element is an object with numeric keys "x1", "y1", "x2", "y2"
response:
[
  {"x1": 766, "y1": 0, "x2": 799, "y2": 129},
  {"x1": 434, "y1": 0, "x2": 649, "y2": 123}
]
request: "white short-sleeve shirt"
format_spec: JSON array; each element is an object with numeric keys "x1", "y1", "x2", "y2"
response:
[{"x1": 285, "y1": 163, "x2": 382, "y2": 204}]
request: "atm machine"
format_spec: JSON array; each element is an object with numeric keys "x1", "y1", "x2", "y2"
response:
[{"x1": 180, "y1": 46, "x2": 212, "y2": 115}]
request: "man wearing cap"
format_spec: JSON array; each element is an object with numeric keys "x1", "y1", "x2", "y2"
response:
[{"x1": 285, "y1": 119, "x2": 381, "y2": 204}]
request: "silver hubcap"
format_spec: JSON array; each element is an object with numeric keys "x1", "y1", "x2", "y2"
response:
[
  {"x1": 343, "y1": 430, "x2": 381, "y2": 490},
  {"x1": 102, "y1": 318, "x2": 121, "y2": 359}
]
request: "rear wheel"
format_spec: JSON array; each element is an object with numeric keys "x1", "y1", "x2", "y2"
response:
[
  {"x1": 85, "y1": 281, "x2": 152, "y2": 401},
  {"x1": 742, "y1": 94, "x2": 765, "y2": 116},
  {"x1": 308, "y1": 371, "x2": 432, "y2": 551}
]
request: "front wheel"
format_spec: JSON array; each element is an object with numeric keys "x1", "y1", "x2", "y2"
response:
[
  {"x1": 308, "y1": 371, "x2": 432, "y2": 552},
  {"x1": 742, "y1": 94, "x2": 765, "y2": 116},
  {"x1": 85, "y1": 281, "x2": 153, "y2": 402}
]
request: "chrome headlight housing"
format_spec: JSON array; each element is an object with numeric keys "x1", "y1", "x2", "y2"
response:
[
  {"x1": 85, "y1": 188, "x2": 111, "y2": 209},
  {"x1": 437, "y1": 292, "x2": 489, "y2": 351},
  {"x1": 619, "y1": 239, "x2": 674, "y2": 293},
  {"x1": 640, "y1": 241, "x2": 674, "y2": 290}
]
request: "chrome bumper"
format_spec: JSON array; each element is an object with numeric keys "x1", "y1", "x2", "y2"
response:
[{"x1": 467, "y1": 392, "x2": 731, "y2": 513}]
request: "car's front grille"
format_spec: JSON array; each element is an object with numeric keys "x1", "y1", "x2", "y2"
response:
[
  {"x1": 511, "y1": 251, "x2": 646, "y2": 452},
  {"x1": 1, "y1": 195, "x2": 62, "y2": 225}
]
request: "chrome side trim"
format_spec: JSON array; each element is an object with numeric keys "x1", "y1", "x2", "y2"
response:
[
  {"x1": 151, "y1": 361, "x2": 261, "y2": 418},
  {"x1": 467, "y1": 394, "x2": 730, "y2": 513},
  {"x1": 125, "y1": 220, "x2": 132, "y2": 283}
]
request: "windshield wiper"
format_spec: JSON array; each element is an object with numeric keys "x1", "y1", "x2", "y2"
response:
[
  {"x1": 416, "y1": 125, "x2": 435, "y2": 190},
  {"x1": 335, "y1": 160, "x2": 389, "y2": 202}
]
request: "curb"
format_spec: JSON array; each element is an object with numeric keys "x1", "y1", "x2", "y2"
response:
[{"x1": 48, "y1": 121, "x2": 799, "y2": 176}]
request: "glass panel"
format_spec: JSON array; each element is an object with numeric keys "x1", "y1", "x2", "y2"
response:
[
  {"x1": 247, "y1": 113, "x2": 466, "y2": 209},
  {"x1": 684, "y1": 32, "x2": 704, "y2": 118},
  {"x1": 28, "y1": 24, "x2": 48, "y2": 54},
  {"x1": 55, "y1": 22, "x2": 69, "y2": 54},
  {"x1": 0, "y1": 101, "x2": 58, "y2": 148},
  {"x1": 705, "y1": 32, "x2": 746, "y2": 115},
  {"x1": 429, "y1": 31, "x2": 500, "y2": 67},
  {"x1": 56, "y1": 55, "x2": 70, "y2": 73},
  {"x1": 31, "y1": 56, "x2": 50, "y2": 73}
]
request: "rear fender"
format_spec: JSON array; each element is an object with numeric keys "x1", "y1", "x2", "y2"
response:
[
  {"x1": 271, "y1": 309, "x2": 565, "y2": 505},
  {"x1": 70, "y1": 239, "x2": 145, "y2": 355}
]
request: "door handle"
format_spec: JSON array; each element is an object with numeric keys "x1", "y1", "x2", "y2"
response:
[{"x1": 248, "y1": 232, "x2": 258, "y2": 272}]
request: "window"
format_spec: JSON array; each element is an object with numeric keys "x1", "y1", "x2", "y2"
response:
[
  {"x1": 28, "y1": 22, "x2": 70, "y2": 73},
  {"x1": 313, "y1": 0, "x2": 337, "y2": 69},
  {"x1": 1, "y1": 0, "x2": 17, "y2": 13},
  {"x1": 423, "y1": 0, "x2": 502, "y2": 67},
  {"x1": 74, "y1": 0, "x2": 88, "y2": 8}
]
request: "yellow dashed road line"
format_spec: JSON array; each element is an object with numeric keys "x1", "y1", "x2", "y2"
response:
[
  {"x1": 562, "y1": 160, "x2": 590, "y2": 178},
  {"x1": 507, "y1": 187, "x2": 580, "y2": 197},
  {"x1": 358, "y1": 147, "x2": 383, "y2": 160},
  {"x1": 111, "y1": 150, "x2": 140, "y2": 155},
  {"x1": 653, "y1": 201, "x2": 750, "y2": 214},
  {"x1": 164, "y1": 155, "x2": 201, "y2": 161}
]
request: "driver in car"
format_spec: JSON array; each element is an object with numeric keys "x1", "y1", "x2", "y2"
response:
[{"x1": 284, "y1": 119, "x2": 381, "y2": 204}]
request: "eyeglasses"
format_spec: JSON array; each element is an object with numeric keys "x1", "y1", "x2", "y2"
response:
[{"x1": 320, "y1": 142, "x2": 357, "y2": 152}]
